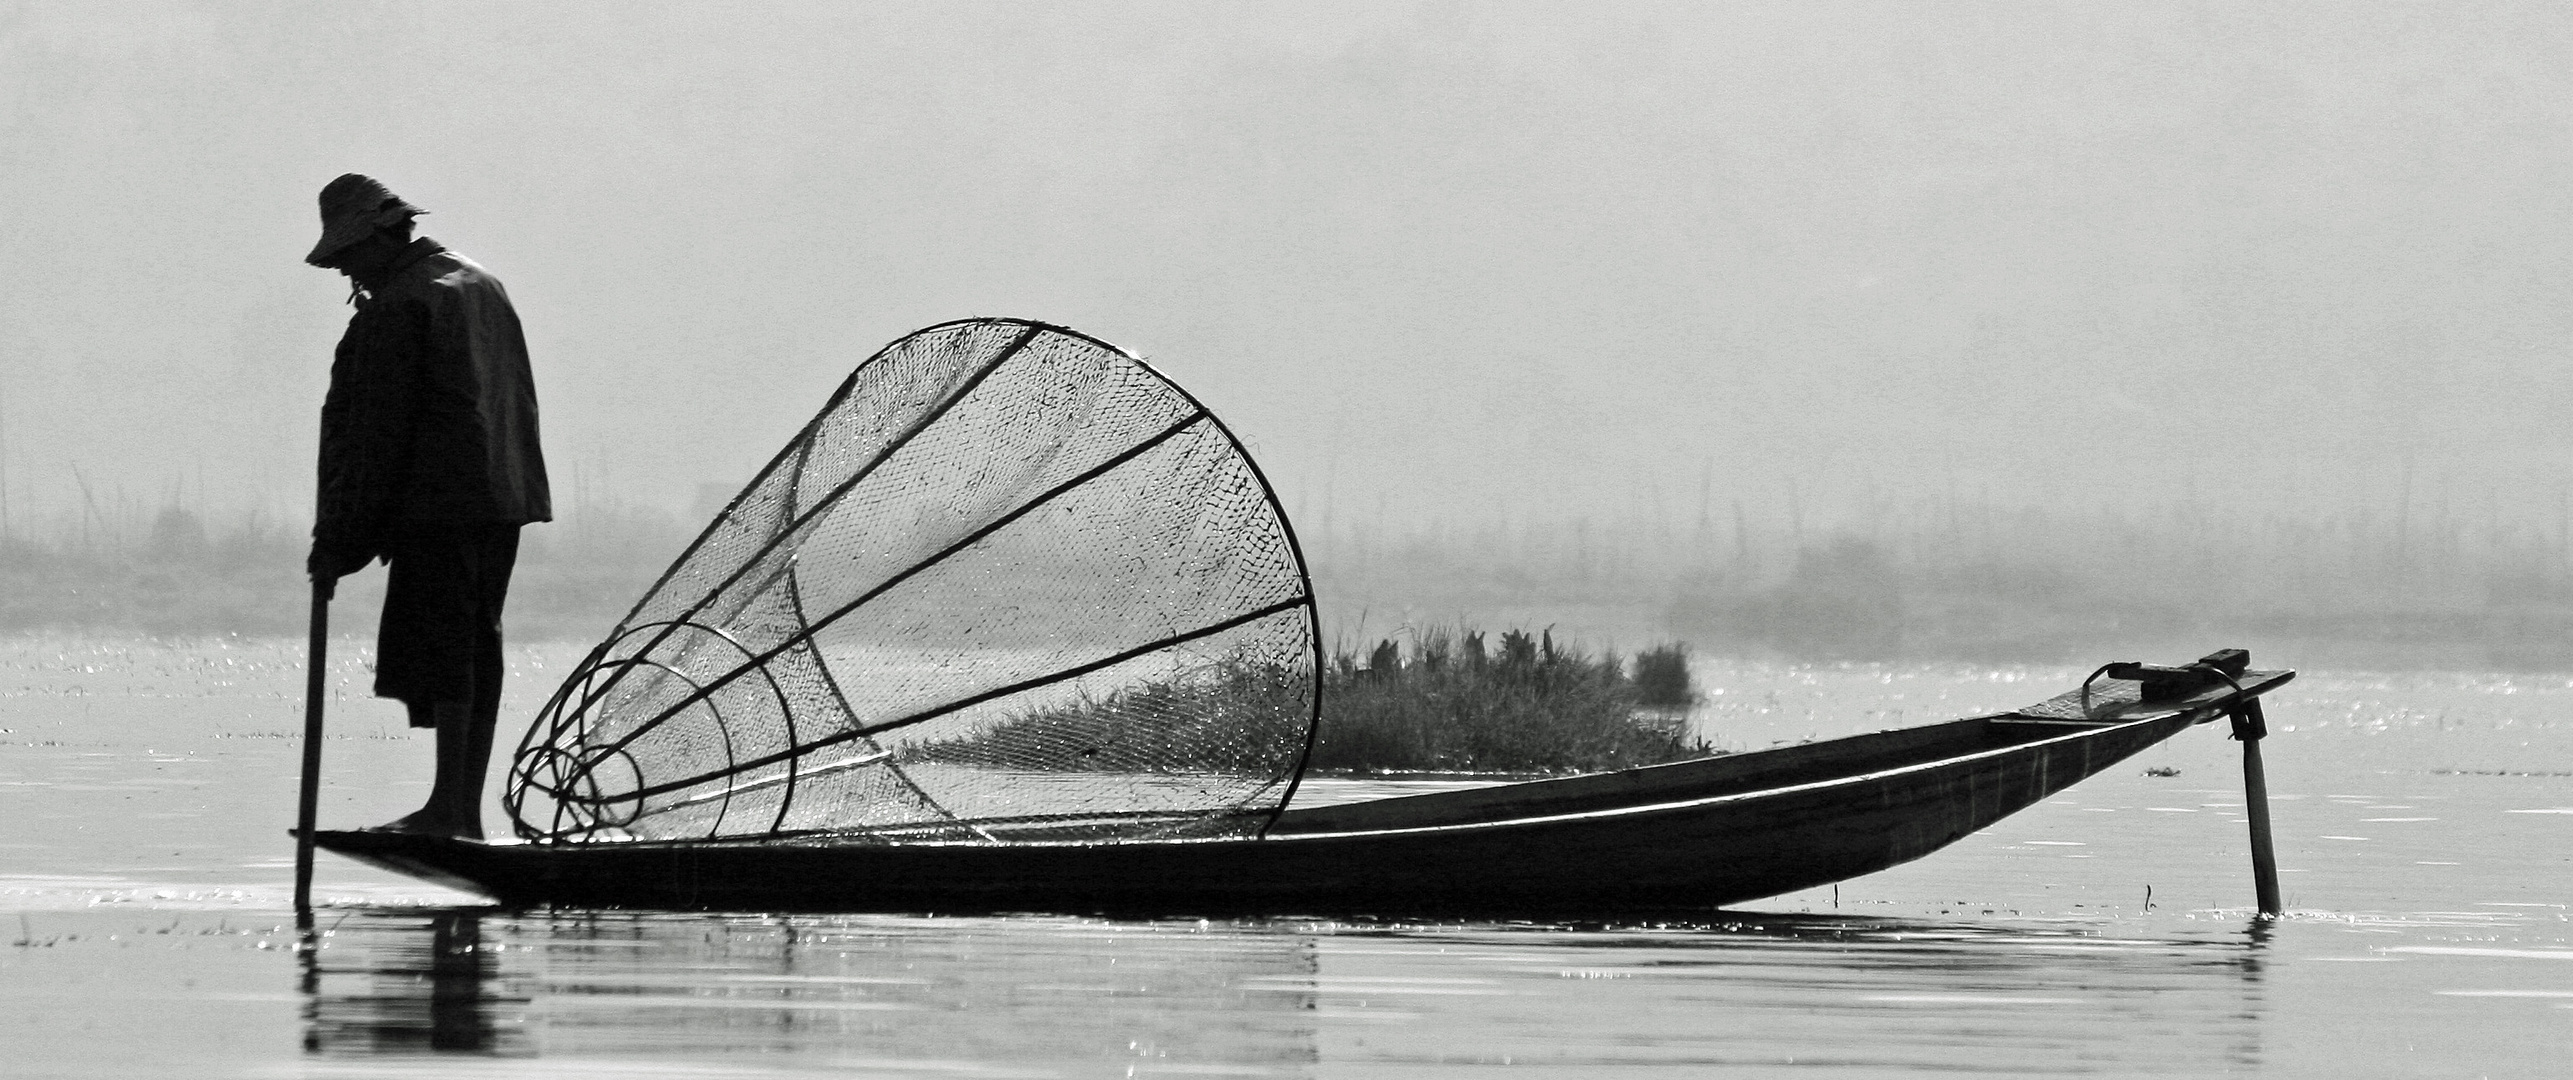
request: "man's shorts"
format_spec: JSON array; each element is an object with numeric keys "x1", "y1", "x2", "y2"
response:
[{"x1": 374, "y1": 522, "x2": 520, "y2": 722}]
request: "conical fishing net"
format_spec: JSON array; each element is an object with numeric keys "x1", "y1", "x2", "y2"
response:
[{"x1": 504, "y1": 319, "x2": 1321, "y2": 844}]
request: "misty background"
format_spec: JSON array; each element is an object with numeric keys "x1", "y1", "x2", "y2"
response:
[{"x1": 5, "y1": 2, "x2": 2571, "y2": 667}]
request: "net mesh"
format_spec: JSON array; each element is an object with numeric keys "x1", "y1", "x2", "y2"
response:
[{"x1": 503, "y1": 319, "x2": 1321, "y2": 845}]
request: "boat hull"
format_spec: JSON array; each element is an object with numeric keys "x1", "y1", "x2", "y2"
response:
[{"x1": 319, "y1": 668, "x2": 2286, "y2": 915}]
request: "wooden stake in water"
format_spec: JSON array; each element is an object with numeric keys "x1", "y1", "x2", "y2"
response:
[
  {"x1": 2234, "y1": 698, "x2": 2283, "y2": 917},
  {"x1": 293, "y1": 580, "x2": 332, "y2": 918}
]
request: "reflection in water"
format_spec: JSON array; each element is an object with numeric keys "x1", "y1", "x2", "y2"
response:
[
  {"x1": 298, "y1": 907, "x2": 2273, "y2": 1074},
  {"x1": 303, "y1": 909, "x2": 528, "y2": 1056},
  {"x1": 303, "y1": 907, "x2": 1321, "y2": 1071}
]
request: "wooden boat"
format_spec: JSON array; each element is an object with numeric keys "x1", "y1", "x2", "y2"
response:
[{"x1": 316, "y1": 655, "x2": 2291, "y2": 915}]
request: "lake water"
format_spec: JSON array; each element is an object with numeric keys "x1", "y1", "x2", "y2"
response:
[{"x1": 3, "y1": 636, "x2": 2569, "y2": 1077}]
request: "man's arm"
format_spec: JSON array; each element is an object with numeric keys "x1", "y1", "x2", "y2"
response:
[{"x1": 311, "y1": 299, "x2": 429, "y2": 580}]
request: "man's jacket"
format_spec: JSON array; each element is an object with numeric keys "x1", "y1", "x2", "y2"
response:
[{"x1": 316, "y1": 239, "x2": 552, "y2": 556}]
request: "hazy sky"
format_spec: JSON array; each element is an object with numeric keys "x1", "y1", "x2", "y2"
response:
[{"x1": 4, "y1": 2, "x2": 2568, "y2": 536}]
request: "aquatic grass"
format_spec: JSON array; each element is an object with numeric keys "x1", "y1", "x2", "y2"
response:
[
  {"x1": 1630, "y1": 642, "x2": 1698, "y2": 710},
  {"x1": 900, "y1": 659, "x2": 1311, "y2": 776},
  {"x1": 906, "y1": 623, "x2": 1710, "y2": 776},
  {"x1": 1306, "y1": 624, "x2": 1707, "y2": 774}
]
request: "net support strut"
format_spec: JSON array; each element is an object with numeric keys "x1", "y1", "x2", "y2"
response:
[
  {"x1": 569, "y1": 408, "x2": 1214, "y2": 786},
  {"x1": 610, "y1": 592, "x2": 1310, "y2": 804},
  {"x1": 557, "y1": 322, "x2": 1044, "y2": 740}
]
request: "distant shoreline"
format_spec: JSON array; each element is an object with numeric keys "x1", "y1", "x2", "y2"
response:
[{"x1": 11, "y1": 503, "x2": 2573, "y2": 674}]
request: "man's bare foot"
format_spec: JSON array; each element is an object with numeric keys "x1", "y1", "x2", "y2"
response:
[{"x1": 362, "y1": 808, "x2": 484, "y2": 840}]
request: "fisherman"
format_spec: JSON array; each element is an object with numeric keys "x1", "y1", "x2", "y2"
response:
[{"x1": 304, "y1": 174, "x2": 551, "y2": 839}]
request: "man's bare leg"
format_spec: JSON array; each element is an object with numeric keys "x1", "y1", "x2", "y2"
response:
[
  {"x1": 377, "y1": 700, "x2": 486, "y2": 839},
  {"x1": 374, "y1": 543, "x2": 510, "y2": 840}
]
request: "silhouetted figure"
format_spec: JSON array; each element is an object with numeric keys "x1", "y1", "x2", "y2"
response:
[{"x1": 306, "y1": 174, "x2": 551, "y2": 839}]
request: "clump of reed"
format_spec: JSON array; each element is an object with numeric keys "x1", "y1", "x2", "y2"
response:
[
  {"x1": 1307, "y1": 625, "x2": 1707, "y2": 774},
  {"x1": 901, "y1": 659, "x2": 1311, "y2": 776},
  {"x1": 1629, "y1": 641, "x2": 1699, "y2": 710},
  {"x1": 901, "y1": 624, "x2": 1708, "y2": 778}
]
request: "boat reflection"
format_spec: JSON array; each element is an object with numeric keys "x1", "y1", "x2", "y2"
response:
[{"x1": 297, "y1": 907, "x2": 2271, "y2": 1074}]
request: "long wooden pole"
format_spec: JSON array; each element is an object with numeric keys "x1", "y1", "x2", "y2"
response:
[
  {"x1": 2236, "y1": 698, "x2": 2283, "y2": 917},
  {"x1": 294, "y1": 580, "x2": 331, "y2": 917}
]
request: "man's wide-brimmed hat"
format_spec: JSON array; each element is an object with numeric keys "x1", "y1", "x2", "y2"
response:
[{"x1": 304, "y1": 173, "x2": 426, "y2": 266}]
